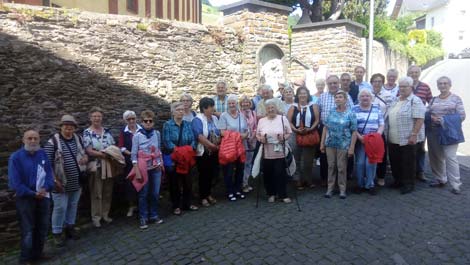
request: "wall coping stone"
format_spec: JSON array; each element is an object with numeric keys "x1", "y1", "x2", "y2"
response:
[
  {"x1": 220, "y1": 0, "x2": 292, "y2": 16},
  {"x1": 292, "y1": 19, "x2": 365, "y2": 37}
]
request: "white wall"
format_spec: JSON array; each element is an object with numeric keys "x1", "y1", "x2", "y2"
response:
[{"x1": 425, "y1": 0, "x2": 470, "y2": 54}]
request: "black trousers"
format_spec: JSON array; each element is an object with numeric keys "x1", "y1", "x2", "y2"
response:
[
  {"x1": 263, "y1": 158, "x2": 288, "y2": 199},
  {"x1": 376, "y1": 133, "x2": 388, "y2": 179},
  {"x1": 388, "y1": 143, "x2": 416, "y2": 188},
  {"x1": 168, "y1": 166, "x2": 192, "y2": 210},
  {"x1": 196, "y1": 152, "x2": 218, "y2": 199},
  {"x1": 319, "y1": 124, "x2": 328, "y2": 180}
]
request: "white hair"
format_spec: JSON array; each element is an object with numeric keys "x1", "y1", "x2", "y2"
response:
[
  {"x1": 398, "y1": 76, "x2": 413, "y2": 87},
  {"x1": 358, "y1": 89, "x2": 373, "y2": 97},
  {"x1": 264, "y1": 98, "x2": 278, "y2": 107},
  {"x1": 387, "y1": 69, "x2": 399, "y2": 76},
  {"x1": 316, "y1": 78, "x2": 326, "y2": 86},
  {"x1": 437, "y1": 76, "x2": 452, "y2": 86},
  {"x1": 123, "y1": 110, "x2": 136, "y2": 120},
  {"x1": 261, "y1": 84, "x2": 273, "y2": 92},
  {"x1": 180, "y1": 93, "x2": 193, "y2": 102},
  {"x1": 227, "y1": 94, "x2": 238, "y2": 103},
  {"x1": 170, "y1": 102, "x2": 184, "y2": 113},
  {"x1": 216, "y1": 80, "x2": 227, "y2": 88}
]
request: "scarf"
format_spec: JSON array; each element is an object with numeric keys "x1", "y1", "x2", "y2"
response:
[
  {"x1": 140, "y1": 128, "x2": 155, "y2": 139},
  {"x1": 243, "y1": 109, "x2": 257, "y2": 133},
  {"x1": 295, "y1": 104, "x2": 312, "y2": 128}
]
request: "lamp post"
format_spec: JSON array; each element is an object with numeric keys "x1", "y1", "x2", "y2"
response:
[{"x1": 368, "y1": 0, "x2": 375, "y2": 79}]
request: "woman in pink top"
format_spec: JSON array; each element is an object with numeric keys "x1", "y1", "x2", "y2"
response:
[{"x1": 256, "y1": 99, "x2": 293, "y2": 203}]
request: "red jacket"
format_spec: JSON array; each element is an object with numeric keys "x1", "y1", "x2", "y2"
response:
[
  {"x1": 363, "y1": 133, "x2": 384, "y2": 164},
  {"x1": 218, "y1": 131, "x2": 246, "y2": 165},
  {"x1": 171, "y1": 145, "x2": 196, "y2": 174}
]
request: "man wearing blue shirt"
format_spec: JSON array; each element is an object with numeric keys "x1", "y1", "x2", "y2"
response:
[
  {"x1": 8, "y1": 130, "x2": 54, "y2": 264},
  {"x1": 349, "y1": 66, "x2": 372, "y2": 104}
]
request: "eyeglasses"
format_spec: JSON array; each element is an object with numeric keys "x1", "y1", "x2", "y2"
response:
[{"x1": 143, "y1": 119, "x2": 153, "y2": 124}]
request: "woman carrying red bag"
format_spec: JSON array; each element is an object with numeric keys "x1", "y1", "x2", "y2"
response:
[{"x1": 287, "y1": 86, "x2": 320, "y2": 190}]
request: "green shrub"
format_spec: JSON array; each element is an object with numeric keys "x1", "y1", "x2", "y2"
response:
[
  {"x1": 426, "y1": 30, "x2": 443, "y2": 48},
  {"x1": 407, "y1": 43, "x2": 444, "y2": 66}
]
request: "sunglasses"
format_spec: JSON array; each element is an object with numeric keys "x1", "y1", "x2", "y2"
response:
[{"x1": 143, "y1": 119, "x2": 153, "y2": 124}]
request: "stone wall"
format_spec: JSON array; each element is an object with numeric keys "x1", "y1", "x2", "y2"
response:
[
  {"x1": 0, "y1": 4, "x2": 243, "y2": 254},
  {"x1": 221, "y1": 1, "x2": 291, "y2": 93},
  {"x1": 289, "y1": 20, "x2": 365, "y2": 82},
  {"x1": 365, "y1": 39, "x2": 409, "y2": 78}
]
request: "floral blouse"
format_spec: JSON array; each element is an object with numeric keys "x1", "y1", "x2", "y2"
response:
[
  {"x1": 83, "y1": 128, "x2": 115, "y2": 167},
  {"x1": 325, "y1": 109, "x2": 357, "y2": 150}
]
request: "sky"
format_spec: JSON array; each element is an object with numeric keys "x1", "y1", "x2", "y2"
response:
[{"x1": 210, "y1": 0, "x2": 397, "y2": 16}]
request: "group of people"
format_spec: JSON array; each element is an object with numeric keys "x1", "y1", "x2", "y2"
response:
[{"x1": 8, "y1": 61, "x2": 466, "y2": 264}]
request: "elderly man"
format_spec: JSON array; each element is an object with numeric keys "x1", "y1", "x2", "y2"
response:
[
  {"x1": 8, "y1": 129, "x2": 55, "y2": 264},
  {"x1": 407, "y1": 65, "x2": 433, "y2": 181},
  {"x1": 213, "y1": 80, "x2": 228, "y2": 118},
  {"x1": 44, "y1": 115, "x2": 88, "y2": 247},
  {"x1": 349, "y1": 66, "x2": 372, "y2": 104},
  {"x1": 318, "y1": 75, "x2": 354, "y2": 181},
  {"x1": 340, "y1": 73, "x2": 352, "y2": 91},
  {"x1": 383, "y1": 69, "x2": 399, "y2": 96},
  {"x1": 256, "y1": 84, "x2": 284, "y2": 119}
]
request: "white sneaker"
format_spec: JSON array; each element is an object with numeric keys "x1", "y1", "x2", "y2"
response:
[
  {"x1": 377, "y1": 179, "x2": 385, "y2": 186},
  {"x1": 92, "y1": 219, "x2": 101, "y2": 228},
  {"x1": 127, "y1": 207, "x2": 136, "y2": 217},
  {"x1": 102, "y1": 216, "x2": 113, "y2": 223},
  {"x1": 268, "y1": 196, "x2": 275, "y2": 203}
]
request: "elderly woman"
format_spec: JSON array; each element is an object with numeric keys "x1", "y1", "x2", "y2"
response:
[
  {"x1": 281, "y1": 86, "x2": 295, "y2": 114},
  {"x1": 181, "y1": 93, "x2": 197, "y2": 122},
  {"x1": 256, "y1": 99, "x2": 293, "y2": 203},
  {"x1": 240, "y1": 95, "x2": 257, "y2": 193},
  {"x1": 45, "y1": 115, "x2": 87, "y2": 246},
  {"x1": 118, "y1": 110, "x2": 141, "y2": 217},
  {"x1": 312, "y1": 78, "x2": 325, "y2": 104},
  {"x1": 83, "y1": 107, "x2": 116, "y2": 228},
  {"x1": 192, "y1": 97, "x2": 221, "y2": 207},
  {"x1": 352, "y1": 89, "x2": 384, "y2": 195},
  {"x1": 426, "y1": 76, "x2": 466, "y2": 194},
  {"x1": 288, "y1": 86, "x2": 320, "y2": 190},
  {"x1": 131, "y1": 110, "x2": 164, "y2": 229},
  {"x1": 370, "y1": 73, "x2": 397, "y2": 186},
  {"x1": 320, "y1": 91, "x2": 357, "y2": 199},
  {"x1": 387, "y1": 77, "x2": 425, "y2": 194},
  {"x1": 163, "y1": 102, "x2": 198, "y2": 215},
  {"x1": 218, "y1": 95, "x2": 249, "y2": 201}
]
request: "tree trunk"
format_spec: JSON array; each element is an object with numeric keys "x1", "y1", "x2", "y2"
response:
[{"x1": 310, "y1": 0, "x2": 323, "y2": 22}]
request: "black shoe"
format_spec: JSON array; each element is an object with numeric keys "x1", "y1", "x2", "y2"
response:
[
  {"x1": 416, "y1": 172, "x2": 426, "y2": 182},
  {"x1": 65, "y1": 225, "x2": 80, "y2": 240},
  {"x1": 429, "y1": 180, "x2": 446, "y2": 188},
  {"x1": 53, "y1": 233, "x2": 65, "y2": 248},
  {"x1": 368, "y1": 187, "x2": 377, "y2": 196},
  {"x1": 353, "y1": 187, "x2": 364, "y2": 194},
  {"x1": 400, "y1": 186, "x2": 414, "y2": 194},
  {"x1": 391, "y1": 182, "x2": 403, "y2": 189},
  {"x1": 324, "y1": 192, "x2": 332, "y2": 198}
]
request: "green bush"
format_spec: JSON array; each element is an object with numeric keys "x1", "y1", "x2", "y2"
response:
[
  {"x1": 407, "y1": 43, "x2": 444, "y2": 66},
  {"x1": 426, "y1": 30, "x2": 443, "y2": 48}
]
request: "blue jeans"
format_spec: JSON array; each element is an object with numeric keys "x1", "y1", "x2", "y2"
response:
[
  {"x1": 51, "y1": 189, "x2": 81, "y2": 234},
  {"x1": 16, "y1": 196, "x2": 50, "y2": 262},
  {"x1": 138, "y1": 169, "x2": 162, "y2": 221},
  {"x1": 223, "y1": 160, "x2": 244, "y2": 195},
  {"x1": 355, "y1": 143, "x2": 377, "y2": 189}
]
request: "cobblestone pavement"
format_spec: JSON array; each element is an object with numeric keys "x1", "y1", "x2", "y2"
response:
[{"x1": 2, "y1": 166, "x2": 470, "y2": 265}]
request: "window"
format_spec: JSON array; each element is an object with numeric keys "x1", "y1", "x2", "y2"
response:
[{"x1": 127, "y1": 0, "x2": 138, "y2": 14}]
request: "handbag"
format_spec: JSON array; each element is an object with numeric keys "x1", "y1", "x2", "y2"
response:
[
  {"x1": 295, "y1": 104, "x2": 320, "y2": 147},
  {"x1": 281, "y1": 115, "x2": 296, "y2": 177}
]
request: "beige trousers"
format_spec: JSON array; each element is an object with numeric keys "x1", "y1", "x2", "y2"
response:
[
  {"x1": 427, "y1": 128, "x2": 462, "y2": 190},
  {"x1": 326, "y1": 147, "x2": 348, "y2": 193},
  {"x1": 89, "y1": 170, "x2": 114, "y2": 222}
]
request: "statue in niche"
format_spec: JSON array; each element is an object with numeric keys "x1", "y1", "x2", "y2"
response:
[{"x1": 260, "y1": 58, "x2": 285, "y2": 91}]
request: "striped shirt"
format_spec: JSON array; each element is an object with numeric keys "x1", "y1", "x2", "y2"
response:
[
  {"x1": 318, "y1": 92, "x2": 354, "y2": 123},
  {"x1": 413, "y1": 81, "x2": 433, "y2": 104},
  {"x1": 44, "y1": 135, "x2": 81, "y2": 192},
  {"x1": 352, "y1": 104, "x2": 384, "y2": 135},
  {"x1": 213, "y1": 95, "x2": 228, "y2": 114},
  {"x1": 427, "y1": 94, "x2": 466, "y2": 122}
]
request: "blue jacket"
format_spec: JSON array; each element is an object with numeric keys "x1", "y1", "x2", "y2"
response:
[{"x1": 8, "y1": 148, "x2": 54, "y2": 197}]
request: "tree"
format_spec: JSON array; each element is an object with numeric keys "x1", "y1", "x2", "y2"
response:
[{"x1": 265, "y1": 0, "x2": 388, "y2": 23}]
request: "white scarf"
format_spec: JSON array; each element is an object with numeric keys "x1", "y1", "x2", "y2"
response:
[
  {"x1": 295, "y1": 104, "x2": 312, "y2": 128},
  {"x1": 195, "y1": 113, "x2": 218, "y2": 156}
]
